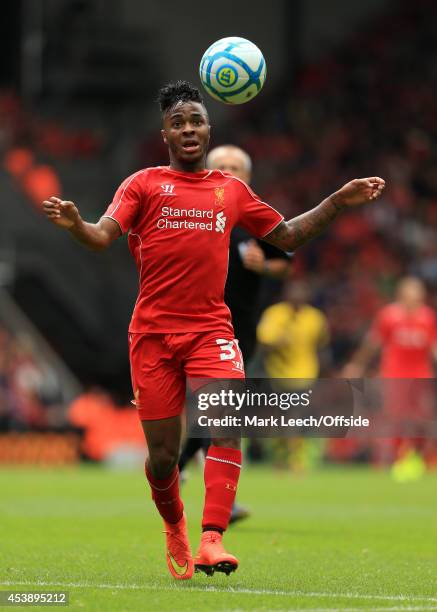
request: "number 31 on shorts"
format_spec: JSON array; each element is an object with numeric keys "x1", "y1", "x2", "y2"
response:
[{"x1": 216, "y1": 338, "x2": 244, "y2": 372}]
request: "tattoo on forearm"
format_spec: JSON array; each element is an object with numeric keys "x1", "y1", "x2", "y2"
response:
[{"x1": 266, "y1": 197, "x2": 340, "y2": 251}]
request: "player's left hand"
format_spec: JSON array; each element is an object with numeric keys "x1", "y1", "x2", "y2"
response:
[
  {"x1": 333, "y1": 177, "x2": 385, "y2": 208},
  {"x1": 242, "y1": 240, "x2": 265, "y2": 274},
  {"x1": 342, "y1": 362, "x2": 364, "y2": 378}
]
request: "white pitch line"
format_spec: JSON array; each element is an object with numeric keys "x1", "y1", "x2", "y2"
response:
[
  {"x1": 257, "y1": 609, "x2": 437, "y2": 612},
  {"x1": 233, "y1": 608, "x2": 437, "y2": 612},
  {"x1": 0, "y1": 581, "x2": 436, "y2": 605},
  {"x1": 260, "y1": 609, "x2": 437, "y2": 612}
]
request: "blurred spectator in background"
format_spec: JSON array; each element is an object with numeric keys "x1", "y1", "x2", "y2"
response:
[
  {"x1": 3, "y1": 147, "x2": 34, "y2": 177},
  {"x1": 0, "y1": 325, "x2": 62, "y2": 430},
  {"x1": 344, "y1": 277, "x2": 437, "y2": 379},
  {"x1": 4, "y1": 146, "x2": 62, "y2": 210},
  {"x1": 22, "y1": 163, "x2": 62, "y2": 210},
  {"x1": 344, "y1": 276, "x2": 437, "y2": 477},
  {"x1": 257, "y1": 281, "x2": 329, "y2": 383},
  {"x1": 69, "y1": 388, "x2": 145, "y2": 464},
  {"x1": 1, "y1": 89, "x2": 102, "y2": 213},
  {"x1": 257, "y1": 281, "x2": 330, "y2": 470}
]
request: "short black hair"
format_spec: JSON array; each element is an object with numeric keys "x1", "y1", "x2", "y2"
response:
[{"x1": 158, "y1": 80, "x2": 204, "y2": 115}]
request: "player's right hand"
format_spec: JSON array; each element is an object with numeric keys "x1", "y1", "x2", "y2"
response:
[{"x1": 42, "y1": 196, "x2": 80, "y2": 229}]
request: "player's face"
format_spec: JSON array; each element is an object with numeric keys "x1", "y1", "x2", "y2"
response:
[
  {"x1": 209, "y1": 150, "x2": 251, "y2": 183},
  {"x1": 162, "y1": 102, "x2": 210, "y2": 170},
  {"x1": 397, "y1": 278, "x2": 425, "y2": 308},
  {"x1": 286, "y1": 282, "x2": 309, "y2": 307}
]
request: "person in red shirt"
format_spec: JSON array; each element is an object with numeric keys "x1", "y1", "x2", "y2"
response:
[
  {"x1": 344, "y1": 276, "x2": 437, "y2": 378},
  {"x1": 42, "y1": 81, "x2": 385, "y2": 580},
  {"x1": 344, "y1": 276, "x2": 437, "y2": 466}
]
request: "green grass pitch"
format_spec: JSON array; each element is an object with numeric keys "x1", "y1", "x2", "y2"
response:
[{"x1": 0, "y1": 464, "x2": 436, "y2": 611}]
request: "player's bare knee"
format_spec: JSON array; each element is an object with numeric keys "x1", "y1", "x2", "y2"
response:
[
  {"x1": 212, "y1": 437, "x2": 241, "y2": 450},
  {"x1": 148, "y1": 447, "x2": 178, "y2": 479}
]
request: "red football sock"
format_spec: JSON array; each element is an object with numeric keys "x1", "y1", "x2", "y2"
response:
[
  {"x1": 145, "y1": 464, "x2": 184, "y2": 524},
  {"x1": 202, "y1": 446, "x2": 242, "y2": 532}
]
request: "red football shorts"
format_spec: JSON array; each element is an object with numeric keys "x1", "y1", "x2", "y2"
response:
[{"x1": 128, "y1": 331, "x2": 245, "y2": 421}]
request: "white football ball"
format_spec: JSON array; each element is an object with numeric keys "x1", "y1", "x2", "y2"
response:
[{"x1": 199, "y1": 36, "x2": 267, "y2": 105}]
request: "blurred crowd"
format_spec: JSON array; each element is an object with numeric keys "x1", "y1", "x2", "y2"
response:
[
  {"x1": 0, "y1": 90, "x2": 101, "y2": 208},
  {"x1": 0, "y1": 324, "x2": 62, "y2": 429},
  {"x1": 0, "y1": 323, "x2": 144, "y2": 463}
]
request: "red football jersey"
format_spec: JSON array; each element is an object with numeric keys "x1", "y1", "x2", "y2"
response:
[
  {"x1": 103, "y1": 166, "x2": 283, "y2": 334},
  {"x1": 370, "y1": 303, "x2": 437, "y2": 377}
]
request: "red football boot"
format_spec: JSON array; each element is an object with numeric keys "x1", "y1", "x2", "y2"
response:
[
  {"x1": 163, "y1": 513, "x2": 194, "y2": 580},
  {"x1": 194, "y1": 530, "x2": 239, "y2": 576}
]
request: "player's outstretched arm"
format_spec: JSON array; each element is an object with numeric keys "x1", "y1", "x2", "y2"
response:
[
  {"x1": 42, "y1": 196, "x2": 121, "y2": 251},
  {"x1": 264, "y1": 177, "x2": 385, "y2": 251}
]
